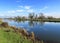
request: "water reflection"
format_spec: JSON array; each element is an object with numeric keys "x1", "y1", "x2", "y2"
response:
[
  {"x1": 28, "y1": 21, "x2": 34, "y2": 27},
  {"x1": 28, "y1": 21, "x2": 45, "y2": 27},
  {"x1": 15, "y1": 20, "x2": 45, "y2": 27}
]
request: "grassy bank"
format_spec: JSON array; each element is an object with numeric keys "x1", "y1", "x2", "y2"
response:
[
  {"x1": 0, "y1": 22, "x2": 33, "y2": 43},
  {"x1": 0, "y1": 28, "x2": 33, "y2": 43}
]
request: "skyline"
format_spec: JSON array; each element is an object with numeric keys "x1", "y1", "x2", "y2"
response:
[{"x1": 0, "y1": 0, "x2": 60, "y2": 18}]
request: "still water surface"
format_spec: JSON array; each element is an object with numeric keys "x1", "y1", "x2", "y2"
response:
[{"x1": 3, "y1": 19, "x2": 60, "y2": 42}]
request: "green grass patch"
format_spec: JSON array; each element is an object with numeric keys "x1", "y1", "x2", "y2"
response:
[{"x1": 0, "y1": 28, "x2": 32, "y2": 43}]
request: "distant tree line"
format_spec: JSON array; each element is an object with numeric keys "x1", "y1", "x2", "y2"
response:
[{"x1": 6, "y1": 12, "x2": 60, "y2": 22}]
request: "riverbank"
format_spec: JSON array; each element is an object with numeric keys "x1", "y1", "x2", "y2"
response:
[
  {"x1": 0, "y1": 29, "x2": 32, "y2": 43},
  {"x1": 0, "y1": 22, "x2": 33, "y2": 43},
  {"x1": 0, "y1": 20, "x2": 44, "y2": 43}
]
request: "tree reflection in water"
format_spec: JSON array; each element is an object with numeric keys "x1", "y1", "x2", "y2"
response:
[{"x1": 28, "y1": 20, "x2": 45, "y2": 27}]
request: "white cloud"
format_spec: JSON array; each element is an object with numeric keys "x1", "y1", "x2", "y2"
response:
[
  {"x1": 17, "y1": 5, "x2": 34, "y2": 12},
  {"x1": 44, "y1": 12, "x2": 60, "y2": 18},
  {"x1": 8, "y1": 11, "x2": 15, "y2": 13},
  {"x1": 40, "y1": 6, "x2": 48, "y2": 12},
  {"x1": 18, "y1": 6, "x2": 31, "y2": 9},
  {"x1": 16, "y1": 10, "x2": 24, "y2": 12},
  {"x1": 0, "y1": 14, "x2": 6, "y2": 16},
  {"x1": 7, "y1": 9, "x2": 24, "y2": 13},
  {"x1": 16, "y1": 0, "x2": 20, "y2": 2},
  {"x1": 7, "y1": 5, "x2": 34, "y2": 14},
  {"x1": 26, "y1": 9, "x2": 34, "y2": 12},
  {"x1": 44, "y1": 6, "x2": 48, "y2": 9},
  {"x1": 24, "y1": 6, "x2": 31, "y2": 9},
  {"x1": 18, "y1": 6, "x2": 24, "y2": 8}
]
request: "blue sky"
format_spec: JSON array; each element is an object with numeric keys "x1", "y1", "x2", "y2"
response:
[{"x1": 0, "y1": 0, "x2": 60, "y2": 18}]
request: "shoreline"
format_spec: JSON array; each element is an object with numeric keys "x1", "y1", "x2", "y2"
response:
[
  {"x1": 0, "y1": 21, "x2": 44, "y2": 43},
  {"x1": 1, "y1": 19, "x2": 60, "y2": 43}
]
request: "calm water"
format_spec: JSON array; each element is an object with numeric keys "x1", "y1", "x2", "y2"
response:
[{"x1": 3, "y1": 19, "x2": 60, "y2": 43}]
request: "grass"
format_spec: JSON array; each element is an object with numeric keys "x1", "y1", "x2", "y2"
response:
[{"x1": 0, "y1": 27, "x2": 33, "y2": 43}]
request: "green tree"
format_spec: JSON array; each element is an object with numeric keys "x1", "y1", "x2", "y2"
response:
[
  {"x1": 34, "y1": 14, "x2": 38, "y2": 19},
  {"x1": 29, "y1": 13, "x2": 35, "y2": 20},
  {"x1": 38, "y1": 13, "x2": 45, "y2": 20}
]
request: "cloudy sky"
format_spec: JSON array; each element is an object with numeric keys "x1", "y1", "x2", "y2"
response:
[{"x1": 0, "y1": 0, "x2": 60, "y2": 17}]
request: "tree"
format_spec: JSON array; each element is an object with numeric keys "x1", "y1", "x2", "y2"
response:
[
  {"x1": 14, "y1": 16, "x2": 22, "y2": 21},
  {"x1": 29, "y1": 13, "x2": 35, "y2": 20},
  {"x1": 21, "y1": 16, "x2": 26, "y2": 20},
  {"x1": 38, "y1": 13, "x2": 45, "y2": 19},
  {"x1": 34, "y1": 14, "x2": 38, "y2": 19},
  {"x1": 47, "y1": 16, "x2": 54, "y2": 19}
]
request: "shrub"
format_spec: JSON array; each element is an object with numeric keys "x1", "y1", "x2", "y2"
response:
[{"x1": 1, "y1": 22, "x2": 9, "y2": 27}]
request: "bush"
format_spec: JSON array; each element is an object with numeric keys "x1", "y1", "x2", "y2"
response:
[{"x1": 1, "y1": 22, "x2": 9, "y2": 27}]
